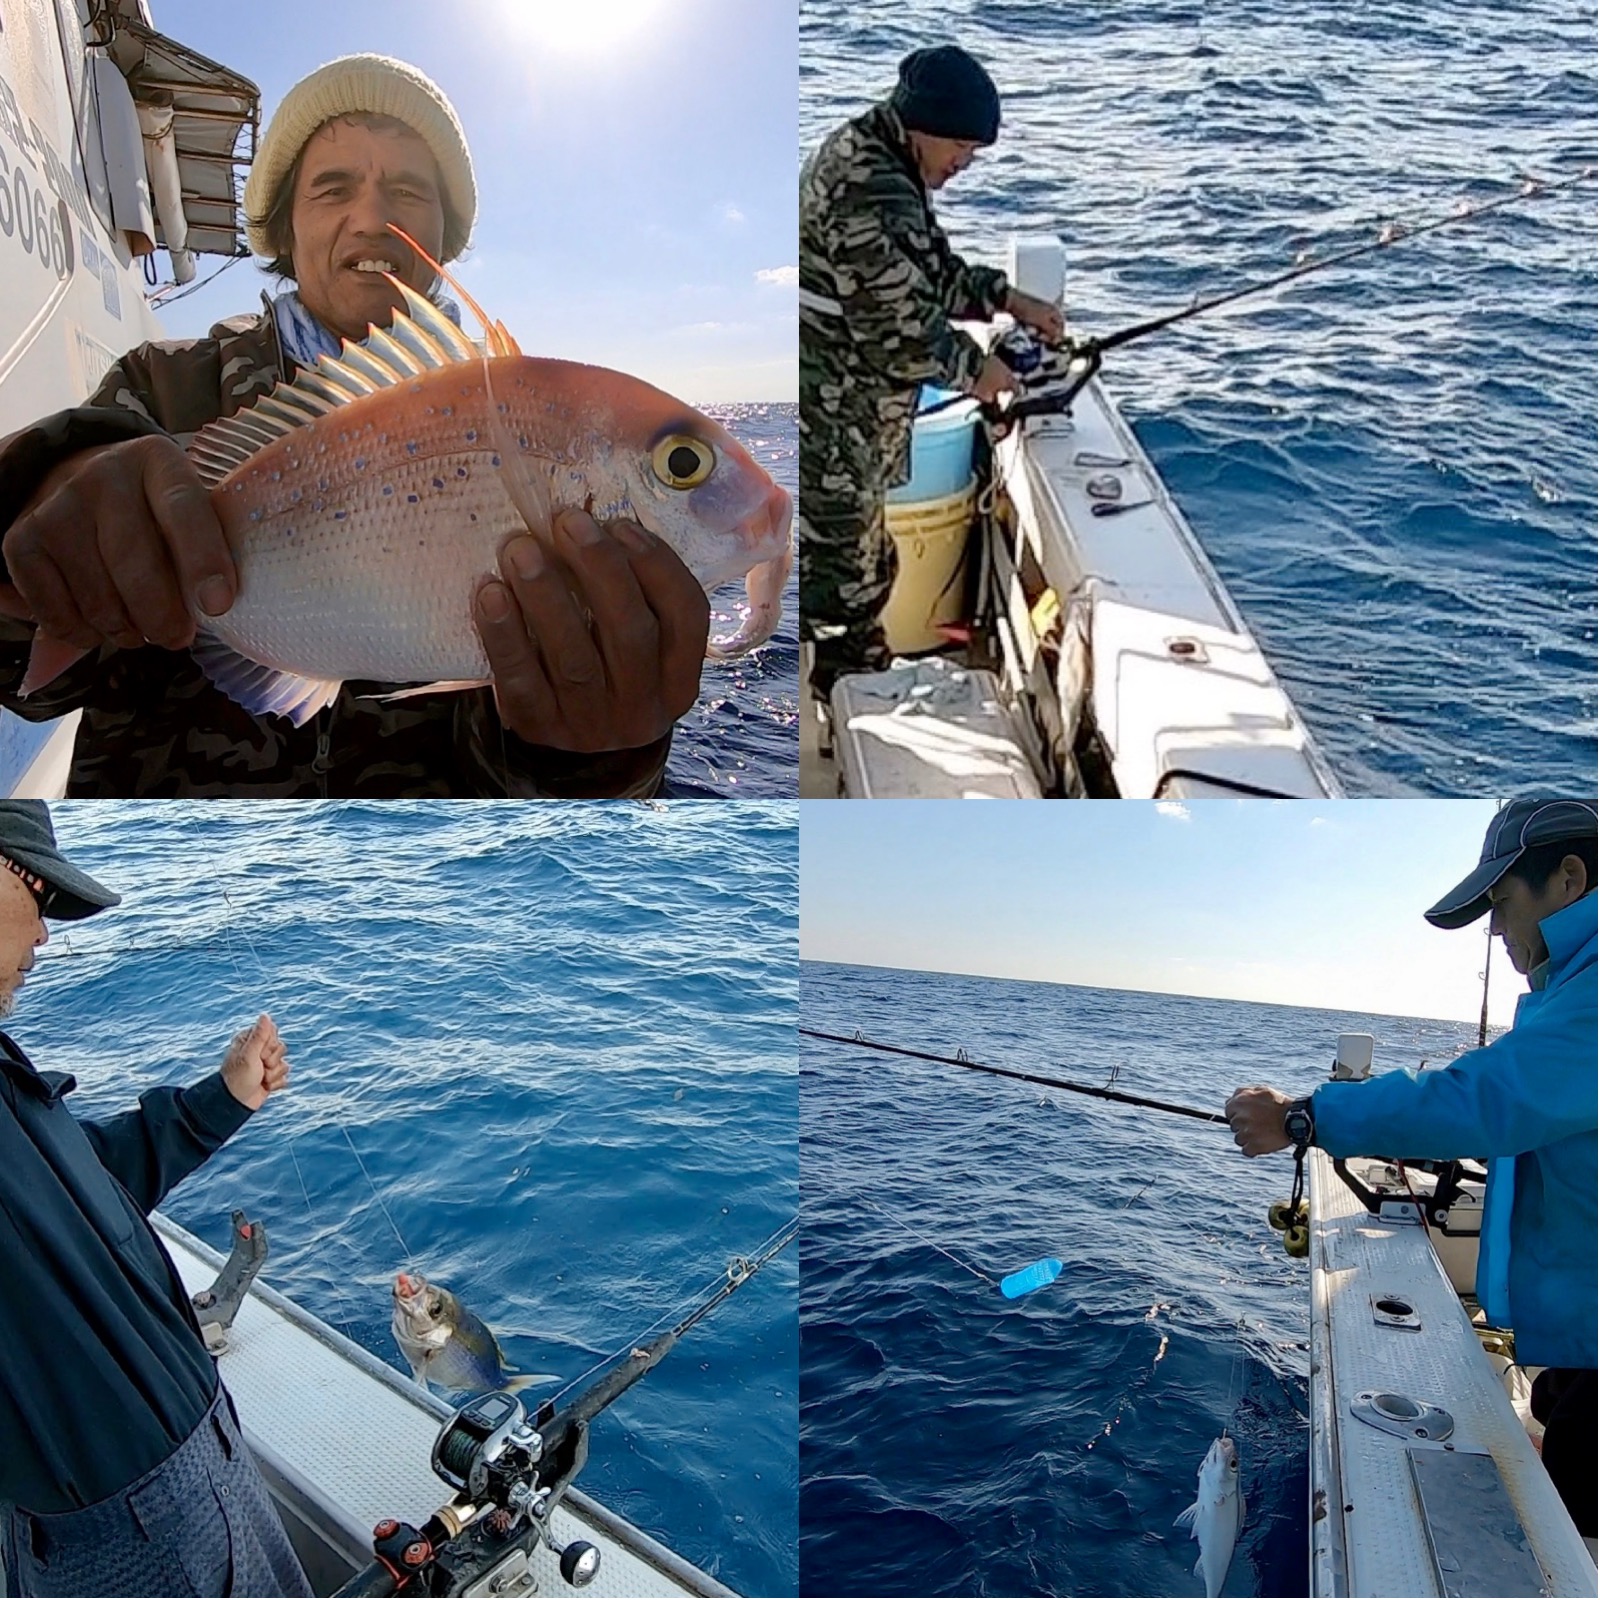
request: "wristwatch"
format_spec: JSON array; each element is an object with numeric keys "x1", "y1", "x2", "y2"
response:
[{"x1": 1283, "y1": 1097, "x2": 1316, "y2": 1149}]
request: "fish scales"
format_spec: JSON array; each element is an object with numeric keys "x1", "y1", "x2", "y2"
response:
[{"x1": 209, "y1": 361, "x2": 768, "y2": 686}]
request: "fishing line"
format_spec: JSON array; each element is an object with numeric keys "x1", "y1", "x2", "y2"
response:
[
  {"x1": 170, "y1": 806, "x2": 425, "y2": 1285},
  {"x1": 541, "y1": 1216, "x2": 798, "y2": 1410},
  {"x1": 859, "y1": 1196, "x2": 999, "y2": 1289},
  {"x1": 800, "y1": 1027, "x2": 1229, "y2": 1125}
]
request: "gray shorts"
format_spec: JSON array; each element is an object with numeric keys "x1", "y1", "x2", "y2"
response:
[{"x1": 5, "y1": 1385, "x2": 312, "y2": 1597}]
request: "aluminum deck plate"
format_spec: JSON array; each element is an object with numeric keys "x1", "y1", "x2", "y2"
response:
[{"x1": 1307, "y1": 1151, "x2": 1594, "y2": 1597}]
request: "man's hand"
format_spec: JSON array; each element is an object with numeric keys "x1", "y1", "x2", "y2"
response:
[
  {"x1": 1225, "y1": 1085, "x2": 1295, "y2": 1156},
  {"x1": 473, "y1": 509, "x2": 710, "y2": 753},
  {"x1": 969, "y1": 353, "x2": 1016, "y2": 406},
  {"x1": 221, "y1": 1014, "x2": 289, "y2": 1111},
  {"x1": 0, "y1": 436, "x2": 237, "y2": 650},
  {"x1": 1005, "y1": 288, "x2": 1066, "y2": 345}
]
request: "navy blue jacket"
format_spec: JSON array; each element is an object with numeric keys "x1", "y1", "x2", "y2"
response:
[
  {"x1": 1313, "y1": 894, "x2": 1597, "y2": 1369},
  {"x1": 0, "y1": 1031, "x2": 252, "y2": 1511}
]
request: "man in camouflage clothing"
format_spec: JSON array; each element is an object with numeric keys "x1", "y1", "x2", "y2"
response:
[
  {"x1": 799, "y1": 45, "x2": 1064, "y2": 695},
  {"x1": 0, "y1": 54, "x2": 709, "y2": 797}
]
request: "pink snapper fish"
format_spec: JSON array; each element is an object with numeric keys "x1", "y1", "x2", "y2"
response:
[{"x1": 23, "y1": 233, "x2": 791, "y2": 725}]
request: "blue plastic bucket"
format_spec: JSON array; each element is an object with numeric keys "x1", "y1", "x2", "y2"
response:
[{"x1": 887, "y1": 386, "x2": 981, "y2": 505}]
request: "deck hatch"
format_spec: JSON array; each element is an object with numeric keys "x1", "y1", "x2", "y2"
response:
[{"x1": 1406, "y1": 1447, "x2": 1550, "y2": 1598}]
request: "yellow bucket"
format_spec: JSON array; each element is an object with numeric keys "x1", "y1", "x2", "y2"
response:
[{"x1": 881, "y1": 476, "x2": 978, "y2": 654}]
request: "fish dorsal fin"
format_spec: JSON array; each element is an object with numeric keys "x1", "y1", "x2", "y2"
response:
[
  {"x1": 386, "y1": 223, "x2": 522, "y2": 357},
  {"x1": 187, "y1": 284, "x2": 493, "y2": 488}
]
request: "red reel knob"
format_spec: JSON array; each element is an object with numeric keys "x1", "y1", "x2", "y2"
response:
[{"x1": 373, "y1": 1519, "x2": 399, "y2": 1540}]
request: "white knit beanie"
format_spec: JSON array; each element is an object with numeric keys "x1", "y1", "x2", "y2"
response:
[{"x1": 243, "y1": 54, "x2": 476, "y2": 262}]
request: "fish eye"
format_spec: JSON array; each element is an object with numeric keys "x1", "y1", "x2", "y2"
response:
[
  {"x1": 428, "y1": 1299, "x2": 442, "y2": 1314},
  {"x1": 651, "y1": 434, "x2": 716, "y2": 490}
]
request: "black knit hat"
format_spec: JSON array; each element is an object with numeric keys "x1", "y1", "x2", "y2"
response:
[
  {"x1": 890, "y1": 45, "x2": 1001, "y2": 145},
  {"x1": 0, "y1": 801, "x2": 120, "y2": 920}
]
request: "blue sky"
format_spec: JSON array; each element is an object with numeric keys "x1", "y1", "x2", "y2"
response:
[
  {"x1": 801, "y1": 800, "x2": 1530, "y2": 1025},
  {"x1": 149, "y1": 0, "x2": 796, "y2": 401}
]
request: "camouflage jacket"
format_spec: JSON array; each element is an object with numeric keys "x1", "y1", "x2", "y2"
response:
[
  {"x1": 0, "y1": 304, "x2": 671, "y2": 797},
  {"x1": 799, "y1": 102, "x2": 1010, "y2": 490}
]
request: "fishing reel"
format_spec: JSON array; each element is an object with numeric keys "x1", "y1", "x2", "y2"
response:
[
  {"x1": 337, "y1": 1388, "x2": 605, "y2": 1596},
  {"x1": 982, "y1": 325, "x2": 1105, "y2": 436}
]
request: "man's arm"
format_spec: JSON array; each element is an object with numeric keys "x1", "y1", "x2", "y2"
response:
[
  {"x1": 824, "y1": 171, "x2": 1000, "y2": 392},
  {"x1": 79, "y1": 1015, "x2": 285, "y2": 1212},
  {"x1": 1228, "y1": 986, "x2": 1596, "y2": 1160},
  {"x1": 1312, "y1": 996, "x2": 1595, "y2": 1159}
]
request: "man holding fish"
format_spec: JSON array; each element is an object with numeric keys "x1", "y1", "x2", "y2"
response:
[{"x1": 0, "y1": 55, "x2": 789, "y2": 796}]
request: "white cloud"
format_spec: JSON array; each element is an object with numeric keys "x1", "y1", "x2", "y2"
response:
[
  {"x1": 1155, "y1": 801, "x2": 1190, "y2": 822},
  {"x1": 722, "y1": 203, "x2": 746, "y2": 225},
  {"x1": 755, "y1": 264, "x2": 799, "y2": 288}
]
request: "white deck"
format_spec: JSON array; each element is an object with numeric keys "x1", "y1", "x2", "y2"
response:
[
  {"x1": 994, "y1": 381, "x2": 1337, "y2": 798},
  {"x1": 1307, "y1": 1151, "x2": 1594, "y2": 1597},
  {"x1": 157, "y1": 1217, "x2": 730, "y2": 1598}
]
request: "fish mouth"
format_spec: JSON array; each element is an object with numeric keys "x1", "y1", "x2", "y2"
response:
[{"x1": 394, "y1": 1271, "x2": 424, "y2": 1300}]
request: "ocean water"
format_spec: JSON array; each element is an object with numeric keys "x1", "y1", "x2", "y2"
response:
[
  {"x1": 24, "y1": 801, "x2": 799, "y2": 1597},
  {"x1": 799, "y1": 960, "x2": 1487, "y2": 1598},
  {"x1": 800, "y1": 1, "x2": 1598, "y2": 796},
  {"x1": 672, "y1": 403, "x2": 800, "y2": 798}
]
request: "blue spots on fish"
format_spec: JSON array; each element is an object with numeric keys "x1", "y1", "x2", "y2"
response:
[
  {"x1": 456, "y1": 466, "x2": 468, "y2": 478},
  {"x1": 248, "y1": 509, "x2": 263, "y2": 524},
  {"x1": 406, "y1": 441, "x2": 419, "y2": 456},
  {"x1": 355, "y1": 457, "x2": 367, "y2": 471},
  {"x1": 270, "y1": 470, "x2": 281, "y2": 482},
  {"x1": 334, "y1": 510, "x2": 348, "y2": 521},
  {"x1": 999, "y1": 1258, "x2": 1063, "y2": 1299},
  {"x1": 517, "y1": 434, "x2": 530, "y2": 450},
  {"x1": 289, "y1": 488, "x2": 302, "y2": 503},
  {"x1": 465, "y1": 429, "x2": 477, "y2": 443},
  {"x1": 432, "y1": 476, "x2": 445, "y2": 490},
  {"x1": 382, "y1": 485, "x2": 394, "y2": 496},
  {"x1": 406, "y1": 493, "x2": 420, "y2": 504},
  {"x1": 491, "y1": 455, "x2": 501, "y2": 468},
  {"x1": 441, "y1": 404, "x2": 454, "y2": 417}
]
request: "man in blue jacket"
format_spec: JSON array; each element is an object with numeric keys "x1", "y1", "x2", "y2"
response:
[
  {"x1": 1225, "y1": 798, "x2": 1597, "y2": 1539},
  {"x1": 0, "y1": 801, "x2": 310, "y2": 1595}
]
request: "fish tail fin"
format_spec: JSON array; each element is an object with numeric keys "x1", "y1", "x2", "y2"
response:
[
  {"x1": 1173, "y1": 1502, "x2": 1199, "y2": 1533},
  {"x1": 706, "y1": 537, "x2": 793, "y2": 660},
  {"x1": 385, "y1": 225, "x2": 521, "y2": 356},
  {"x1": 502, "y1": 1372, "x2": 561, "y2": 1394},
  {"x1": 19, "y1": 632, "x2": 91, "y2": 697}
]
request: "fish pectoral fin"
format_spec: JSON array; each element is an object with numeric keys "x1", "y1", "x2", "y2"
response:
[
  {"x1": 1173, "y1": 1502, "x2": 1199, "y2": 1532},
  {"x1": 367, "y1": 679, "x2": 492, "y2": 705},
  {"x1": 192, "y1": 635, "x2": 342, "y2": 727},
  {"x1": 1193, "y1": 1554, "x2": 1205, "y2": 1579}
]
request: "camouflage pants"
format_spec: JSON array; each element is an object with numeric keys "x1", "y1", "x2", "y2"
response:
[{"x1": 800, "y1": 451, "x2": 899, "y2": 698}]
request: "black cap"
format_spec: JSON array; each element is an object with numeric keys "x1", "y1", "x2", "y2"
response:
[
  {"x1": 890, "y1": 45, "x2": 1001, "y2": 145},
  {"x1": 0, "y1": 801, "x2": 120, "y2": 920},
  {"x1": 1424, "y1": 798, "x2": 1597, "y2": 929}
]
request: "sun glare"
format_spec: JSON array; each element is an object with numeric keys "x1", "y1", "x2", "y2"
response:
[{"x1": 507, "y1": 0, "x2": 668, "y2": 54}]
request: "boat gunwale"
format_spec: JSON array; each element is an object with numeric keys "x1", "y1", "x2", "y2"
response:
[{"x1": 154, "y1": 1212, "x2": 737, "y2": 1599}]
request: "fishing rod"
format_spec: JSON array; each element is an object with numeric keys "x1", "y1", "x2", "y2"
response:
[
  {"x1": 800, "y1": 1027, "x2": 1228, "y2": 1125},
  {"x1": 337, "y1": 1217, "x2": 797, "y2": 1597},
  {"x1": 984, "y1": 166, "x2": 1597, "y2": 424}
]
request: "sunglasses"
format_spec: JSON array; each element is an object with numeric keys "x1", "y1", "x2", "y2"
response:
[{"x1": 0, "y1": 855, "x2": 54, "y2": 917}]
